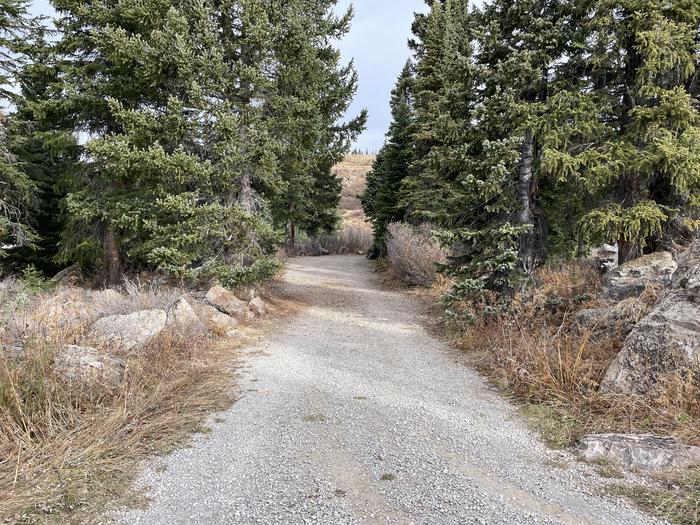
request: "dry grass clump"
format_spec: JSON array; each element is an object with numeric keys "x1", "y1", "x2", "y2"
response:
[
  {"x1": 0, "y1": 279, "x2": 238, "y2": 523},
  {"x1": 459, "y1": 263, "x2": 699, "y2": 447},
  {"x1": 613, "y1": 468, "x2": 700, "y2": 525},
  {"x1": 295, "y1": 224, "x2": 373, "y2": 256},
  {"x1": 386, "y1": 222, "x2": 447, "y2": 287}
]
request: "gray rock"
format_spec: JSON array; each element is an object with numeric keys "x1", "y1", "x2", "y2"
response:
[
  {"x1": 579, "y1": 433, "x2": 700, "y2": 471},
  {"x1": 673, "y1": 238, "x2": 700, "y2": 302},
  {"x1": 91, "y1": 309, "x2": 167, "y2": 351},
  {"x1": 601, "y1": 296, "x2": 700, "y2": 394},
  {"x1": 50, "y1": 262, "x2": 83, "y2": 286},
  {"x1": 205, "y1": 285, "x2": 249, "y2": 320},
  {"x1": 195, "y1": 304, "x2": 239, "y2": 337},
  {"x1": 603, "y1": 251, "x2": 677, "y2": 300},
  {"x1": 248, "y1": 296, "x2": 267, "y2": 317},
  {"x1": 1, "y1": 343, "x2": 24, "y2": 360},
  {"x1": 572, "y1": 299, "x2": 650, "y2": 339},
  {"x1": 167, "y1": 297, "x2": 207, "y2": 336},
  {"x1": 233, "y1": 286, "x2": 258, "y2": 303},
  {"x1": 53, "y1": 345, "x2": 125, "y2": 388}
]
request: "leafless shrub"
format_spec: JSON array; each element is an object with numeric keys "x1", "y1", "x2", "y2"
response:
[{"x1": 386, "y1": 222, "x2": 447, "y2": 287}]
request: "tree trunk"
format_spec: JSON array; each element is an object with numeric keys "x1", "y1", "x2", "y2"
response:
[
  {"x1": 102, "y1": 225, "x2": 121, "y2": 286},
  {"x1": 289, "y1": 221, "x2": 296, "y2": 254},
  {"x1": 517, "y1": 127, "x2": 536, "y2": 269}
]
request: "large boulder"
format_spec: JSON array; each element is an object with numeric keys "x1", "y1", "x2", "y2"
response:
[
  {"x1": 572, "y1": 297, "x2": 650, "y2": 339},
  {"x1": 601, "y1": 296, "x2": 700, "y2": 394},
  {"x1": 603, "y1": 251, "x2": 677, "y2": 300},
  {"x1": 602, "y1": 241, "x2": 700, "y2": 394},
  {"x1": 90, "y1": 309, "x2": 167, "y2": 351},
  {"x1": 193, "y1": 303, "x2": 239, "y2": 337},
  {"x1": 205, "y1": 286, "x2": 249, "y2": 320},
  {"x1": 673, "y1": 238, "x2": 700, "y2": 302},
  {"x1": 579, "y1": 434, "x2": 700, "y2": 471},
  {"x1": 167, "y1": 297, "x2": 207, "y2": 336},
  {"x1": 53, "y1": 345, "x2": 125, "y2": 388}
]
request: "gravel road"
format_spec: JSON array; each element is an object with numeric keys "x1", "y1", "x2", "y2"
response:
[{"x1": 118, "y1": 255, "x2": 664, "y2": 525}]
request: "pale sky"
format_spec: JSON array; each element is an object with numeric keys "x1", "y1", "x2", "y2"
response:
[{"x1": 29, "y1": 0, "x2": 428, "y2": 151}]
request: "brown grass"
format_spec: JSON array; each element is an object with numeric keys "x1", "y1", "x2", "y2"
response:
[
  {"x1": 0, "y1": 279, "x2": 246, "y2": 523},
  {"x1": 295, "y1": 224, "x2": 373, "y2": 256},
  {"x1": 458, "y1": 263, "x2": 699, "y2": 448}
]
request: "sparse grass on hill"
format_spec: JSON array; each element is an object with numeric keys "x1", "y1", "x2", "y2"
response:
[{"x1": 334, "y1": 154, "x2": 374, "y2": 226}]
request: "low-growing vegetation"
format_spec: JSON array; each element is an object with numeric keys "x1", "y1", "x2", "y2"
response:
[
  {"x1": 294, "y1": 224, "x2": 373, "y2": 257},
  {"x1": 0, "y1": 277, "x2": 248, "y2": 523},
  {"x1": 385, "y1": 223, "x2": 446, "y2": 287}
]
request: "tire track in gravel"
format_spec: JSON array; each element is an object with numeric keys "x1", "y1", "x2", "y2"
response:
[{"x1": 116, "y1": 255, "x2": 665, "y2": 525}]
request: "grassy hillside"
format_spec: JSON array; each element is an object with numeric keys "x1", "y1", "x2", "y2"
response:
[{"x1": 334, "y1": 154, "x2": 375, "y2": 225}]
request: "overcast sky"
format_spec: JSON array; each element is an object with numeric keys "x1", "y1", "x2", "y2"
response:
[
  {"x1": 336, "y1": 0, "x2": 427, "y2": 151},
  {"x1": 29, "y1": 0, "x2": 427, "y2": 152}
]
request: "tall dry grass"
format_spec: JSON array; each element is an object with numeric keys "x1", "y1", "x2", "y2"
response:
[
  {"x1": 0, "y1": 279, "x2": 238, "y2": 523},
  {"x1": 458, "y1": 263, "x2": 699, "y2": 448},
  {"x1": 295, "y1": 224, "x2": 373, "y2": 256}
]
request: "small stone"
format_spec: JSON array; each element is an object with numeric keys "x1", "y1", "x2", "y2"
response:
[{"x1": 248, "y1": 297, "x2": 267, "y2": 317}]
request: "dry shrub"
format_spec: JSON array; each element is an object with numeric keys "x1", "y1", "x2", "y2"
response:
[
  {"x1": 459, "y1": 263, "x2": 699, "y2": 447},
  {"x1": 0, "y1": 280, "x2": 238, "y2": 523},
  {"x1": 386, "y1": 223, "x2": 447, "y2": 287},
  {"x1": 295, "y1": 224, "x2": 373, "y2": 256}
]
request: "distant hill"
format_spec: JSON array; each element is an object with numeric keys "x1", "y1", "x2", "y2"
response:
[{"x1": 334, "y1": 154, "x2": 375, "y2": 225}]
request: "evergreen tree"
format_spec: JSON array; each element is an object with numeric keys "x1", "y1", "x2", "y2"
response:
[
  {"x1": 362, "y1": 61, "x2": 414, "y2": 258},
  {"x1": 5, "y1": 31, "x2": 79, "y2": 272},
  {"x1": 571, "y1": 1, "x2": 700, "y2": 262},
  {"x1": 267, "y1": 0, "x2": 366, "y2": 249},
  {"x1": 0, "y1": 0, "x2": 39, "y2": 260}
]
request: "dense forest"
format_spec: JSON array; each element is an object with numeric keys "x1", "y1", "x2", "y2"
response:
[
  {"x1": 363, "y1": 0, "x2": 700, "y2": 319},
  {"x1": 0, "y1": 0, "x2": 366, "y2": 285}
]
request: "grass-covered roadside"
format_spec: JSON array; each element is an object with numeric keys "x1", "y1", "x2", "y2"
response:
[
  {"x1": 378, "y1": 229, "x2": 699, "y2": 524},
  {"x1": 453, "y1": 264, "x2": 699, "y2": 525},
  {"x1": 0, "y1": 275, "x2": 279, "y2": 524}
]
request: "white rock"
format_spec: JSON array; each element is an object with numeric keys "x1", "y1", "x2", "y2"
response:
[{"x1": 579, "y1": 433, "x2": 700, "y2": 471}]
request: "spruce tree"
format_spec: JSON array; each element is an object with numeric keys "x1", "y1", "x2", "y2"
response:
[
  {"x1": 362, "y1": 61, "x2": 414, "y2": 258},
  {"x1": 266, "y1": 0, "x2": 366, "y2": 249},
  {"x1": 0, "y1": 0, "x2": 39, "y2": 260},
  {"x1": 547, "y1": 1, "x2": 700, "y2": 262}
]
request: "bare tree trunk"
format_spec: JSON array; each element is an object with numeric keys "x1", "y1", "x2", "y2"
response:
[
  {"x1": 102, "y1": 225, "x2": 121, "y2": 286},
  {"x1": 518, "y1": 127, "x2": 536, "y2": 269},
  {"x1": 289, "y1": 221, "x2": 296, "y2": 254}
]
